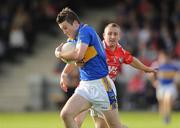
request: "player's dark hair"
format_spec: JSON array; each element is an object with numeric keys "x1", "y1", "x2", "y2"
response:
[{"x1": 56, "y1": 7, "x2": 80, "y2": 25}]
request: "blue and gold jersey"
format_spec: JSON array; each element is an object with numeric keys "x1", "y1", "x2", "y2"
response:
[
  {"x1": 158, "y1": 63, "x2": 178, "y2": 85},
  {"x1": 67, "y1": 24, "x2": 108, "y2": 80}
]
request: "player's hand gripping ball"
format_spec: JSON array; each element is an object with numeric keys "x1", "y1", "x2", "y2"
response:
[{"x1": 55, "y1": 42, "x2": 76, "y2": 64}]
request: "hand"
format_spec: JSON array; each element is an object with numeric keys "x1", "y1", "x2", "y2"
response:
[
  {"x1": 60, "y1": 80, "x2": 68, "y2": 92},
  {"x1": 59, "y1": 74, "x2": 68, "y2": 92},
  {"x1": 55, "y1": 43, "x2": 64, "y2": 58},
  {"x1": 146, "y1": 65, "x2": 158, "y2": 75},
  {"x1": 144, "y1": 68, "x2": 158, "y2": 78}
]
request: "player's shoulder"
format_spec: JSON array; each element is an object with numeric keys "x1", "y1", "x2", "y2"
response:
[
  {"x1": 79, "y1": 24, "x2": 95, "y2": 33},
  {"x1": 116, "y1": 43, "x2": 125, "y2": 52},
  {"x1": 151, "y1": 61, "x2": 159, "y2": 69}
]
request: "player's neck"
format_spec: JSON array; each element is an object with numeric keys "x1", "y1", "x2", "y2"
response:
[{"x1": 109, "y1": 45, "x2": 116, "y2": 51}]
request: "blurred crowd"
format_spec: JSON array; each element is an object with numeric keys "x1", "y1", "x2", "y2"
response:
[
  {"x1": 99, "y1": 0, "x2": 180, "y2": 60},
  {"x1": 0, "y1": 0, "x2": 61, "y2": 70}
]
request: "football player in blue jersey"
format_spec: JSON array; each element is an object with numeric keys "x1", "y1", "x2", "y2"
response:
[
  {"x1": 55, "y1": 7, "x2": 123, "y2": 128},
  {"x1": 150, "y1": 49, "x2": 179, "y2": 124}
]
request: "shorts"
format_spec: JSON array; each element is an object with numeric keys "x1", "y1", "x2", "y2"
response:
[
  {"x1": 75, "y1": 75, "x2": 118, "y2": 115},
  {"x1": 156, "y1": 83, "x2": 178, "y2": 101},
  {"x1": 90, "y1": 108, "x2": 104, "y2": 118}
]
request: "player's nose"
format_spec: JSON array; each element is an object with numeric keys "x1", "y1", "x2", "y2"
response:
[{"x1": 111, "y1": 34, "x2": 116, "y2": 38}]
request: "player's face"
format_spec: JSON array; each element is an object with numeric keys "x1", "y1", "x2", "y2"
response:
[
  {"x1": 59, "y1": 21, "x2": 78, "y2": 39},
  {"x1": 103, "y1": 26, "x2": 120, "y2": 48}
]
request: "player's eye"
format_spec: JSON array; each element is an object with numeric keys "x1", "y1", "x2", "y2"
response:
[
  {"x1": 108, "y1": 32, "x2": 112, "y2": 36},
  {"x1": 114, "y1": 33, "x2": 118, "y2": 36}
]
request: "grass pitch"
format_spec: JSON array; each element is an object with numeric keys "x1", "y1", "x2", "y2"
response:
[{"x1": 0, "y1": 111, "x2": 179, "y2": 128}]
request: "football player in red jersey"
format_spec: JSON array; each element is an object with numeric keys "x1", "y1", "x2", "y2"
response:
[
  {"x1": 87, "y1": 23, "x2": 156, "y2": 128},
  {"x1": 65, "y1": 23, "x2": 157, "y2": 128},
  {"x1": 104, "y1": 23, "x2": 156, "y2": 81}
]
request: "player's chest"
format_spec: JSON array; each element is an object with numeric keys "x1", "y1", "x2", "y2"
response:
[{"x1": 106, "y1": 52, "x2": 123, "y2": 66}]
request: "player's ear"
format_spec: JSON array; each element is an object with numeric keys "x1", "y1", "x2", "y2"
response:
[
  {"x1": 73, "y1": 20, "x2": 79, "y2": 28},
  {"x1": 103, "y1": 32, "x2": 105, "y2": 39}
]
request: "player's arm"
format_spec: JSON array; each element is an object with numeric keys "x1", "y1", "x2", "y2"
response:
[
  {"x1": 149, "y1": 72, "x2": 158, "y2": 88},
  {"x1": 175, "y1": 70, "x2": 180, "y2": 88},
  {"x1": 60, "y1": 63, "x2": 77, "y2": 92},
  {"x1": 57, "y1": 42, "x2": 88, "y2": 62},
  {"x1": 130, "y1": 57, "x2": 157, "y2": 73},
  {"x1": 121, "y1": 47, "x2": 157, "y2": 73}
]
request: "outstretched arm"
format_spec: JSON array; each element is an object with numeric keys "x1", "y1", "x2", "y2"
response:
[{"x1": 130, "y1": 57, "x2": 157, "y2": 73}]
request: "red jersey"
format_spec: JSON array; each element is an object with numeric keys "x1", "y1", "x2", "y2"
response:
[{"x1": 104, "y1": 41, "x2": 133, "y2": 80}]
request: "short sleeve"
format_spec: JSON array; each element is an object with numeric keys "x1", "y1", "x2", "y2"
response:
[
  {"x1": 78, "y1": 27, "x2": 91, "y2": 45},
  {"x1": 123, "y1": 49, "x2": 133, "y2": 64}
]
